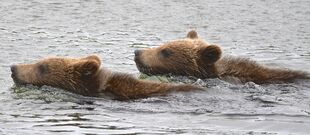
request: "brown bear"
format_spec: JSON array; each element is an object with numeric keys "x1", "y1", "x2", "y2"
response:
[
  {"x1": 10, "y1": 55, "x2": 202, "y2": 100},
  {"x1": 134, "y1": 30, "x2": 309, "y2": 84}
]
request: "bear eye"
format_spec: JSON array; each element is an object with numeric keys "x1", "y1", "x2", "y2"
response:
[
  {"x1": 160, "y1": 49, "x2": 173, "y2": 58},
  {"x1": 38, "y1": 64, "x2": 48, "y2": 74}
]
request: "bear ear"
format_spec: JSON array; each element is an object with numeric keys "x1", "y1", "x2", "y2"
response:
[
  {"x1": 72, "y1": 59, "x2": 100, "y2": 77},
  {"x1": 197, "y1": 45, "x2": 222, "y2": 65},
  {"x1": 82, "y1": 55, "x2": 101, "y2": 66},
  {"x1": 187, "y1": 30, "x2": 198, "y2": 39}
]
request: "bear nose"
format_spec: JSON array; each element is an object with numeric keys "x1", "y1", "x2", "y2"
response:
[
  {"x1": 134, "y1": 50, "x2": 141, "y2": 56},
  {"x1": 10, "y1": 65, "x2": 17, "y2": 74}
]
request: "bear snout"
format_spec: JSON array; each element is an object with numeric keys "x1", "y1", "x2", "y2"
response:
[
  {"x1": 10, "y1": 65, "x2": 28, "y2": 85},
  {"x1": 10, "y1": 65, "x2": 17, "y2": 75},
  {"x1": 10, "y1": 65, "x2": 20, "y2": 83},
  {"x1": 134, "y1": 49, "x2": 142, "y2": 57}
]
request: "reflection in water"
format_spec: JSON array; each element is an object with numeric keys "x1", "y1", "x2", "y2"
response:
[{"x1": 0, "y1": 0, "x2": 310, "y2": 134}]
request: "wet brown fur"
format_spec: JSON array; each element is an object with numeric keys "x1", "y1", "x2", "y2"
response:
[
  {"x1": 11, "y1": 55, "x2": 202, "y2": 100},
  {"x1": 134, "y1": 30, "x2": 309, "y2": 84}
]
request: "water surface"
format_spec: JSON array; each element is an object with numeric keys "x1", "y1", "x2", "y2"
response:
[{"x1": 0, "y1": 0, "x2": 310, "y2": 134}]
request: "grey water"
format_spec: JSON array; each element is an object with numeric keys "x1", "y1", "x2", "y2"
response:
[{"x1": 0, "y1": 0, "x2": 310, "y2": 134}]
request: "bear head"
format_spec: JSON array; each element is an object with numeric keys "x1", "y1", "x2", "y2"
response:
[
  {"x1": 134, "y1": 30, "x2": 222, "y2": 78},
  {"x1": 10, "y1": 55, "x2": 101, "y2": 95}
]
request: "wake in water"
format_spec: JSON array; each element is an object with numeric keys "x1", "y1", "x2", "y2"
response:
[
  {"x1": 10, "y1": 85, "x2": 98, "y2": 105},
  {"x1": 10, "y1": 75, "x2": 310, "y2": 116}
]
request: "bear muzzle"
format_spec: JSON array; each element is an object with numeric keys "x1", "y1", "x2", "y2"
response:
[
  {"x1": 10, "y1": 65, "x2": 27, "y2": 85},
  {"x1": 10, "y1": 65, "x2": 17, "y2": 74},
  {"x1": 134, "y1": 49, "x2": 142, "y2": 57}
]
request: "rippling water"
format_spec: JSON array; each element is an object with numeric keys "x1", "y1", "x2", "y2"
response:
[{"x1": 0, "y1": 0, "x2": 310, "y2": 134}]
